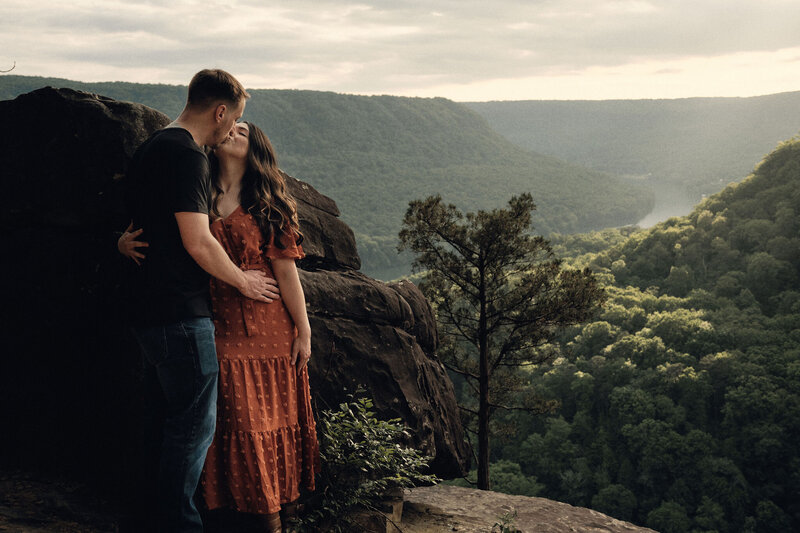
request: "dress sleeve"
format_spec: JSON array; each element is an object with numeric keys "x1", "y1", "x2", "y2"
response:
[{"x1": 265, "y1": 227, "x2": 305, "y2": 260}]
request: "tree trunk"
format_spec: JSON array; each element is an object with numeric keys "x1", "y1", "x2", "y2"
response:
[{"x1": 477, "y1": 272, "x2": 490, "y2": 490}]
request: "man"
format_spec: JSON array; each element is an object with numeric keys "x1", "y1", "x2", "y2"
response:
[{"x1": 125, "y1": 69, "x2": 278, "y2": 532}]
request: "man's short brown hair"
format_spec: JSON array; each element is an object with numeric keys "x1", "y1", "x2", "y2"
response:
[{"x1": 187, "y1": 69, "x2": 250, "y2": 109}]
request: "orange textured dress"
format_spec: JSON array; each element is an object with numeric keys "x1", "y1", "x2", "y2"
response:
[{"x1": 200, "y1": 205, "x2": 320, "y2": 515}]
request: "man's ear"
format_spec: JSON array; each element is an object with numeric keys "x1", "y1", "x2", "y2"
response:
[{"x1": 214, "y1": 103, "x2": 227, "y2": 123}]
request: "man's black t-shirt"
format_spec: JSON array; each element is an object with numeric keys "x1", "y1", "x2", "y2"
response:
[{"x1": 125, "y1": 127, "x2": 213, "y2": 325}]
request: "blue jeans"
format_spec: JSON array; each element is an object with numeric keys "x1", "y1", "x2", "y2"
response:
[{"x1": 132, "y1": 317, "x2": 218, "y2": 533}]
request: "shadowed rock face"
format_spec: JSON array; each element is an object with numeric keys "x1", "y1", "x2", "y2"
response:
[{"x1": 0, "y1": 87, "x2": 469, "y2": 501}]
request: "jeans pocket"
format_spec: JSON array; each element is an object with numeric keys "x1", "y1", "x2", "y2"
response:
[{"x1": 179, "y1": 318, "x2": 219, "y2": 376}]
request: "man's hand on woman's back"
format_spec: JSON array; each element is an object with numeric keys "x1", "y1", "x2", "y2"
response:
[{"x1": 239, "y1": 270, "x2": 280, "y2": 303}]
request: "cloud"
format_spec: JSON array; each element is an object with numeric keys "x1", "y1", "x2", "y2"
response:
[
  {"x1": 411, "y1": 47, "x2": 800, "y2": 101},
  {"x1": 1, "y1": 0, "x2": 799, "y2": 99}
]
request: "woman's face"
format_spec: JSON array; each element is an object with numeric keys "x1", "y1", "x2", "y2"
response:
[{"x1": 213, "y1": 122, "x2": 250, "y2": 161}]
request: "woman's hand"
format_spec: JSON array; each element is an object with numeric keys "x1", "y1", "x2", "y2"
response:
[
  {"x1": 272, "y1": 256, "x2": 312, "y2": 372},
  {"x1": 118, "y1": 221, "x2": 149, "y2": 265},
  {"x1": 291, "y1": 332, "x2": 312, "y2": 372}
]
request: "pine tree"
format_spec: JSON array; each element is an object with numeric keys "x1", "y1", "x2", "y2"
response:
[{"x1": 399, "y1": 193, "x2": 604, "y2": 489}]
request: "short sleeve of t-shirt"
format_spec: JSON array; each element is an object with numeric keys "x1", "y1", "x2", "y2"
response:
[
  {"x1": 265, "y1": 228, "x2": 305, "y2": 260},
  {"x1": 169, "y1": 148, "x2": 210, "y2": 215}
]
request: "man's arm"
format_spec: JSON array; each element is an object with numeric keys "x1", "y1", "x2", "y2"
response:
[{"x1": 175, "y1": 212, "x2": 279, "y2": 302}]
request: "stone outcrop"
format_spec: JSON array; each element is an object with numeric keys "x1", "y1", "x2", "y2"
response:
[
  {"x1": 401, "y1": 485, "x2": 657, "y2": 533},
  {"x1": 0, "y1": 87, "x2": 469, "y2": 502},
  {"x1": 0, "y1": 469, "x2": 659, "y2": 533},
  {"x1": 282, "y1": 172, "x2": 360, "y2": 270}
]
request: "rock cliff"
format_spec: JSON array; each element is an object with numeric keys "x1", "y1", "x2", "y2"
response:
[
  {"x1": 0, "y1": 87, "x2": 469, "y2": 505},
  {"x1": 0, "y1": 470, "x2": 659, "y2": 532}
]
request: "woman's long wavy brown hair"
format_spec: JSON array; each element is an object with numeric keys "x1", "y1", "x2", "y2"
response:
[{"x1": 209, "y1": 122, "x2": 303, "y2": 252}]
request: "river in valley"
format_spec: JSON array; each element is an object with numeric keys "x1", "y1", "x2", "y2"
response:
[{"x1": 635, "y1": 178, "x2": 701, "y2": 228}]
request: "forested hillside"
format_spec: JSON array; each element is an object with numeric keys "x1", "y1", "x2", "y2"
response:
[
  {"x1": 451, "y1": 138, "x2": 800, "y2": 531},
  {"x1": 0, "y1": 75, "x2": 652, "y2": 279},
  {"x1": 467, "y1": 93, "x2": 800, "y2": 203}
]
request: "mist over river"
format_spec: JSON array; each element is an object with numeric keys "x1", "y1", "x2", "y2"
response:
[{"x1": 636, "y1": 178, "x2": 700, "y2": 228}]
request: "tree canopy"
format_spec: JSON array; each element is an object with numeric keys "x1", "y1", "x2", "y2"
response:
[{"x1": 447, "y1": 137, "x2": 800, "y2": 531}]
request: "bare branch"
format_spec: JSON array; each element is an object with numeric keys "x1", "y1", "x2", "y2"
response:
[
  {"x1": 457, "y1": 404, "x2": 479, "y2": 416},
  {"x1": 487, "y1": 402, "x2": 540, "y2": 412},
  {"x1": 441, "y1": 361, "x2": 479, "y2": 380},
  {"x1": 439, "y1": 298, "x2": 480, "y2": 345}
]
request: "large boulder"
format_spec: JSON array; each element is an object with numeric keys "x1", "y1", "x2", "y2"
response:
[
  {"x1": 0, "y1": 87, "x2": 469, "y2": 503},
  {"x1": 284, "y1": 172, "x2": 361, "y2": 270}
]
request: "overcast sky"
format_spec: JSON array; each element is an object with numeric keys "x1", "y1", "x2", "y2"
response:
[{"x1": 1, "y1": 0, "x2": 798, "y2": 101}]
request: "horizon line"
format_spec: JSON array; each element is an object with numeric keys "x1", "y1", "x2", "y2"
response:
[{"x1": 3, "y1": 73, "x2": 799, "y2": 104}]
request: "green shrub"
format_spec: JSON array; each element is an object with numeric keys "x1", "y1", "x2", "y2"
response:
[
  {"x1": 492, "y1": 508, "x2": 522, "y2": 533},
  {"x1": 292, "y1": 392, "x2": 439, "y2": 532}
]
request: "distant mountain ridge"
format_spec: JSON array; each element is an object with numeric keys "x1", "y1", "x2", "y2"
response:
[
  {"x1": 0, "y1": 75, "x2": 652, "y2": 279},
  {"x1": 466, "y1": 92, "x2": 800, "y2": 203}
]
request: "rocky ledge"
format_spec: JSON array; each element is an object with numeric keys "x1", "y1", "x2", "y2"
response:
[
  {"x1": 401, "y1": 485, "x2": 657, "y2": 533},
  {"x1": 0, "y1": 470, "x2": 656, "y2": 533}
]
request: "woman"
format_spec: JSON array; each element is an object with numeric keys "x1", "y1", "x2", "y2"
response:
[{"x1": 120, "y1": 122, "x2": 319, "y2": 532}]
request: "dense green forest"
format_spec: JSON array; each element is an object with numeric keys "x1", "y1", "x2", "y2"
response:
[
  {"x1": 467, "y1": 93, "x2": 800, "y2": 203},
  {"x1": 0, "y1": 75, "x2": 652, "y2": 279},
  {"x1": 448, "y1": 137, "x2": 800, "y2": 531}
]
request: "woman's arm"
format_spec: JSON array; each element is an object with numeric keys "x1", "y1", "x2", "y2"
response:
[
  {"x1": 271, "y1": 257, "x2": 311, "y2": 371},
  {"x1": 118, "y1": 220, "x2": 149, "y2": 265}
]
